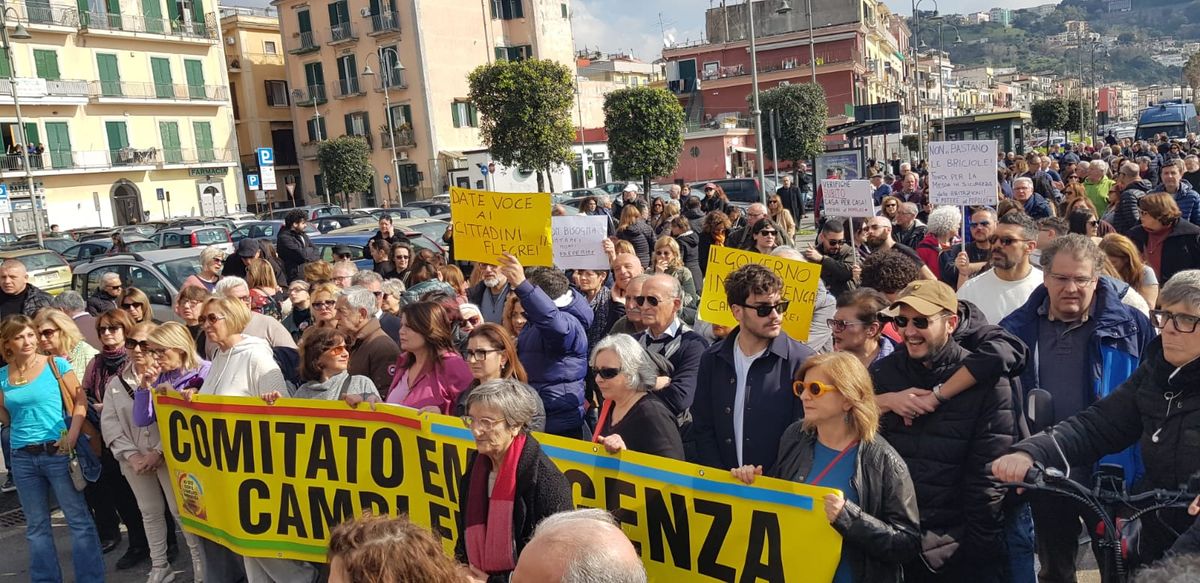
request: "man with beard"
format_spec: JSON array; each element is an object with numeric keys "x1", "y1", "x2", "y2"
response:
[
  {"x1": 861, "y1": 216, "x2": 936, "y2": 280},
  {"x1": 801, "y1": 219, "x2": 858, "y2": 298},
  {"x1": 870, "y1": 281, "x2": 1017, "y2": 582},
  {"x1": 941, "y1": 207, "x2": 996, "y2": 289},
  {"x1": 956, "y1": 213, "x2": 1042, "y2": 325},
  {"x1": 467, "y1": 262, "x2": 510, "y2": 324}
]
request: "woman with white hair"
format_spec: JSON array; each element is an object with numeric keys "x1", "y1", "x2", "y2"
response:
[
  {"x1": 915, "y1": 206, "x2": 962, "y2": 279},
  {"x1": 590, "y1": 334, "x2": 684, "y2": 460},
  {"x1": 182, "y1": 247, "x2": 224, "y2": 293}
]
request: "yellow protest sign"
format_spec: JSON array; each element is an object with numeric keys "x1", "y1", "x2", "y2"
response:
[
  {"x1": 698, "y1": 246, "x2": 823, "y2": 341},
  {"x1": 157, "y1": 394, "x2": 842, "y2": 581},
  {"x1": 450, "y1": 186, "x2": 553, "y2": 266}
]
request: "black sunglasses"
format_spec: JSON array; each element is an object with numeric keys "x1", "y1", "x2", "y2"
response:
[
  {"x1": 125, "y1": 339, "x2": 149, "y2": 351},
  {"x1": 120, "y1": 302, "x2": 140, "y2": 310},
  {"x1": 593, "y1": 367, "x2": 621, "y2": 380},
  {"x1": 633, "y1": 295, "x2": 662, "y2": 307},
  {"x1": 892, "y1": 314, "x2": 949, "y2": 330},
  {"x1": 99, "y1": 325, "x2": 122, "y2": 334},
  {"x1": 736, "y1": 301, "x2": 790, "y2": 317}
]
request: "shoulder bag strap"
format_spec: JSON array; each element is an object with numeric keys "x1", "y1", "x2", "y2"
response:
[
  {"x1": 48, "y1": 358, "x2": 75, "y2": 420},
  {"x1": 336, "y1": 374, "x2": 353, "y2": 400}
]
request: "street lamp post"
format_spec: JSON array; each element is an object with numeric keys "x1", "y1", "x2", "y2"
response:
[
  {"x1": 362, "y1": 46, "x2": 405, "y2": 208},
  {"x1": 912, "y1": 0, "x2": 938, "y2": 160},
  {"x1": 934, "y1": 20, "x2": 961, "y2": 142},
  {"x1": 0, "y1": 9, "x2": 39, "y2": 246},
  {"x1": 746, "y1": 0, "x2": 792, "y2": 205},
  {"x1": 293, "y1": 87, "x2": 329, "y2": 205}
]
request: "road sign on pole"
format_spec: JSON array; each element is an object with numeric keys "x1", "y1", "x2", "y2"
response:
[
  {"x1": 257, "y1": 148, "x2": 277, "y2": 190},
  {"x1": 0, "y1": 184, "x2": 10, "y2": 214},
  {"x1": 247, "y1": 174, "x2": 261, "y2": 190}
]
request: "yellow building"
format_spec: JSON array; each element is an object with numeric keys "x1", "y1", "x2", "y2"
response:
[
  {"x1": 221, "y1": 7, "x2": 299, "y2": 214},
  {"x1": 0, "y1": 0, "x2": 241, "y2": 231},
  {"x1": 272, "y1": 0, "x2": 574, "y2": 205}
]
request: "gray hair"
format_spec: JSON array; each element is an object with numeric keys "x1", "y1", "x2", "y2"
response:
[
  {"x1": 770, "y1": 245, "x2": 803, "y2": 260},
  {"x1": 1090, "y1": 159, "x2": 1110, "y2": 173},
  {"x1": 339, "y1": 286, "x2": 376, "y2": 314},
  {"x1": 215, "y1": 276, "x2": 248, "y2": 296},
  {"x1": 350, "y1": 270, "x2": 383, "y2": 287},
  {"x1": 1158, "y1": 270, "x2": 1200, "y2": 310},
  {"x1": 381, "y1": 279, "x2": 406, "y2": 298},
  {"x1": 50, "y1": 290, "x2": 86, "y2": 314},
  {"x1": 199, "y1": 246, "x2": 224, "y2": 265},
  {"x1": 1118, "y1": 161, "x2": 1141, "y2": 178},
  {"x1": 101, "y1": 272, "x2": 121, "y2": 286},
  {"x1": 1038, "y1": 233, "x2": 1105, "y2": 274},
  {"x1": 644, "y1": 273, "x2": 682, "y2": 301},
  {"x1": 462, "y1": 378, "x2": 541, "y2": 433},
  {"x1": 532, "y1": 509, "x2": 647, "y2": 583},
  {"x1": 1013, "y1": 176, "x2": 1034, "y2": 189},
  {"x1": 898, "y1": 202, "x2": 918, "y2": 216},
  {"x1": 589, "y1": 334, "x2": 657, "y2": 393},
  {"x1": 1186, "y1": 155, "x2": 1199, "y2": 163},
  {"x1": 998, "y1": 211, "x2": 1038, "y2": 241},
  {"x1": 669, "y1": 184, "x2": 681, "y2": 194},
  {"x1": 926, "y1": 206, "x2": 962, "y2": 237},
  {"x1": 627, "y1": 273, "x2": 651, "y2": 290},
  {"x1": 458, "y1": 302, "x2": 482, "y2": 319},
  {"x1": 332, "y1": 260, "x2": 357, "y2": 277},
  {"x1": 1076, "y1": 160, "x2": 1091, "y2": 171}
]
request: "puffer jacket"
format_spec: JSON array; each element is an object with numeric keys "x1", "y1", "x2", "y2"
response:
[
  {"x1": 675, "y1": 230, "x2": 704, "y2": 290},
  {"x1": 1014, "y1": 336, "x2": 1200, "y2": 563},
  {"x1": 870, "y1": 338, "x2": 1017, "y2": 568},
  {"x1": 1112, "y1": 178, "x2": 1151, "y2": 235},
  {"x1": 616, "y1": 219, "x2": 656, "y2": 268},
  {"x1": 1151, "y1": 179, "x2": 1200, "y2": 224},
  {"x1": 513, "y1": 280, "x2": 592, "y2": 436},
  {"x1": 771, "y1": 426, "x2": 921, "y2": 583}
]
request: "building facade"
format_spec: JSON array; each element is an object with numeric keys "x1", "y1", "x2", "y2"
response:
[
  {"x1": 0, "y1": 0, "x2": 239, "y2": 232},
  {"x1": 273, "y1": 0, "x2": 575, "y2": 205},
  {"x1": 222, "y1": 7, "x2": 299, "y2": 214}
]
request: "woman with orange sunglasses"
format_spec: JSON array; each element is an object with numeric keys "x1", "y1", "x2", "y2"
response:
[{"x1": 731, "y1": 352, "x2": 920, "y2": 582}]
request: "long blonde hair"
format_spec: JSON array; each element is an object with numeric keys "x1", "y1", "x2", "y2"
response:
[
  {"x1": 654, "y1": 236, "x2": 684, "y2": 271},
  {"x1": 795, "y1": 352, "x2": 881, "y2": 443},
  {"x1": 617, "y1": 204, "x2": 642, "y2": 231},
  {"x1": 34, "y1": 309, "x2": 84, "y2": 357},
  {"x1": 147, "y1": 321, "x2": 202, "y2": 371}
]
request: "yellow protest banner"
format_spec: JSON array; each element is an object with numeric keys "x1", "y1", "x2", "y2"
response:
[
  {"x1": 698, "y1": 246, "x2": 824, "y2": 341},
  {"x1": 450, "y1": 186, "x2": 553, "y2": 266},
  {"x1": 158, "y1": 394, "x2": 842, "y2": 581}
]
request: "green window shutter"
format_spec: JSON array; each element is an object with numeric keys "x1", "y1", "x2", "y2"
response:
[
  {"x1": 105, "y1": 121, "x2": 129, "y2": 160},
  {"x1": 159, "y1": 121, "x2": 181, "y2": 163},
  {"x1": 151, "y1": 57, "x2": 173, "y2": 98},
  {"x1": 45, "y1": 122, "x2": 72, "y2": 169},
  {"x1": 0, "y1": 52, "x2": 11, "y2": 79},
  {"x1": 297, "y1": 9, "x2": 311, "y2": 33},
  {"x1": 106, "y1": 0, "x2": 120, "y2": 16},
  {"x1": 468, "y1": 103, "x2": 478, "y2": 127},
  {"x1": 24, "y1": 123, "x2": 38, "y2": 146},
  {"x1": 97, "y1": 54, "x2": 120, "y2": 96},
  {"x1": 33, "y1": 50, "x2": 60, "y2": 81},
  {"x1": 166, "y1": 0, "x2": 179, "y2": 22},
  {"x1": 190, "y1": 0, "x2": 205, "y2": 35},
  {"x1": 451, "y1": 102, "x2": 461, "y2": 128},
  {"x1": 184, "y1": 59, "x2": 204, "y2": 99},
  {"x1": 494, "y1": 47, "x2": 506, "y2": 61},
  {"x1": 193, "y1": 121, "x2": 214, "y2": 161},
  {"x1": 142, "y1": 0, "x2": 163, "y2": 33}
]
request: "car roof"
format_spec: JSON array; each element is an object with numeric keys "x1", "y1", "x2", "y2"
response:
[
  {"x1": 156, "y1": 225, "x2": 227, "y2": 233},
  {"x1": 0, "y1": 248, "x2": 59, "y2": 258},
  {"x1": 74, "y1": 248, "x2": 203, "y2": 267}
]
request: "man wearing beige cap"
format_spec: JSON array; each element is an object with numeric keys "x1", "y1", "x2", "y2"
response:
[{"x1": 869, "y1": 279, "x2": 1018, "y2": 583}]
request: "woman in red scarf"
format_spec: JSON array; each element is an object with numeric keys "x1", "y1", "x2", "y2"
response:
[
  {"x1": 455, "y1": 379, "x2": 572, "y2": 582},
  {"x1": 1127, "y1": 193, "x2": 1200, "y2": 286}
]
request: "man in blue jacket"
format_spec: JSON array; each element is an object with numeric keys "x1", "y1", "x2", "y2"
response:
[
  {"x1": 999, "y1": 234, "x2": 1155, "y2": 583},
  {"x1": 498, "y1": 253, "x2": 592, "y2": 438},
  {"x1": 1151, "y1": 159, "x2": 1200, "y2": 224},
  {"x1": 689, "y1": 264, "x2": 815, "y2": 473}
]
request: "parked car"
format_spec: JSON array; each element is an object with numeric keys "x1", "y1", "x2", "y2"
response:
[
  {"x1": 595, "y1": 182, "x2": 632, "y2": 195},
  {"x1": 151, "y1": 226, "x2": 233, "y2": 253},
  {"x1": 0, "y1": 233, "x2": 15, "y2": 245},
  {"x1": 61, "y1": 237, "x2": 159, "y2": 266},
  {"x1": 230, "y1": 220, "x2": 319, "y2": 243},
  {"x1": 367, "y1": 207, "x2": 430, "y2": 220},
  {"x1": 0, "y1": 248, "x2": 72, "y2": 294},
  {"x1": 559, "y1": 187, "x2": 607, "y2": 199},
  {"x1": 223, "y1": 212, "x2": 258, "y2": 222},
  {"x1": 264, "y1": 205, "x2": 345, "y2": 221},
  {"x1": 317, "y1": 223, "x2": 448, "y2": 257},
  {"x1": 688, "y1": 177, "x2": 779, "y2": 208},
  {"x1": 313, "y1": 214, "x2": 376, "y2": 234},
  {"x1": 64, "y1": 227, "x2": 111, "y2": 241},
  {"x1": 72, "y1": 249, "x2": 204, "y2": 323},
  {"x1": 404, "y1": 201, "x2": 452, "y2": 216},
  {"x1": 4, "y1": 237, "x2": 77, "y2": 255}
]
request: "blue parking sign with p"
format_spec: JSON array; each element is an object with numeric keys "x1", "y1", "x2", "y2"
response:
[{"x1": 257, "y1": 148, "x2": 274, "y2": 167}]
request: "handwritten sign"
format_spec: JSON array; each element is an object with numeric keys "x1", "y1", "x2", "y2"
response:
[
  {"x1": 551, "y1": 215, "x2": 609, "y2": 270},
  {"x1": 927, "y1": 140, "x2": 999, "y2": 206},
  {"x1": 450, "y1": 187, "x2": 553, "y2": 266},
  {"x1": 699, "y1": 246, "x2": 823, "y2": 341},
  {"x1": 819, "y1": 179, "x2": 876, "y2": 218}
]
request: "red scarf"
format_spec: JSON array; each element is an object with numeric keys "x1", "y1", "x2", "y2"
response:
[
  {"x1": 465, "y1": 432, "x2": 526, "y2": 574},
  {"x1": 1145, "y1": 226, "x2": 1171, "y2": 281}
]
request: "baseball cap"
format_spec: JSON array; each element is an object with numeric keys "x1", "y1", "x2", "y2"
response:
[
  {"x1": 881, "y1": 280, "x2": 958, "y2": 318},
  {"x1": 235, "y1": 238, "x2": 260, "y2": 258},
  {"x1": 703, "y1": 182, "x2": 717, "y2": 190},
  {"x1": 623, "y1": 183, "x2": 639, "y2": 192}
]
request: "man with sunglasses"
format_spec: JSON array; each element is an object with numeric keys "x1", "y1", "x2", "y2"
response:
[
  {"x1": 956, "y1": 213, "x2": 1042, "y2": 325},
  {"x1": 871, "y1": 280, "x2": 1018, "y2": 582},
  {"x1": 802, "y1": 219, "x2": 859, "y2": 298},
  {"x1": 351, "y1": 270, "x2": 402, "y2": 342},
  {"x1": 940, "y1": 207, "x2": 995, "y2": 290},
  {"x1": 635, "y1": 275, "x2": 709, "y2": 447},
  {"x1": 86, "y1": 271, "x2": 123, "y2": 316},
  {"x1": 690, "y1": 264, "x2": 815, "y2": 474},
  {"x1": 997, "y1": 234, "x2": 1154, "y2": 583}
]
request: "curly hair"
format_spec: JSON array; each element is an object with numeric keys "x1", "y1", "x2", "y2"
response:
[
  {"x1": 860, "y1": 251, "x2": 920, "y2": 295},
  {"x1": 298, "y1": 326, "x2": 352, "y2": 382},
  {"x1": 724, "y1": 264, "x2": 783, "y2": 307},
  {"x1": 925, "y1": 206, "x2": 962, "y2": 238},
  {"x1": 701, "y1": 210, "x2": 731, "y2": 235},
  {"x1": 327, "y1": 514, "x2": 463, "y2": 583}
]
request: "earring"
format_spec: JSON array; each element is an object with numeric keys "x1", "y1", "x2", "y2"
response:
[{"x1": 843, "y1": 411, "x2": 851, "y2": 424}]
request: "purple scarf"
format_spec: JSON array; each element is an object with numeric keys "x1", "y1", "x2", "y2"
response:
[
  {"x1": 133, "y1": 361, "x2": 212, "y2": 427},
  {"x1": 84, "y1": 346, "x2": 127, "y2": 402}
]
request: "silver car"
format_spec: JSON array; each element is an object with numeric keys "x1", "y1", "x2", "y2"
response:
[{"x1": 72, "y1": 248, "x2": 205, "y2": 323}]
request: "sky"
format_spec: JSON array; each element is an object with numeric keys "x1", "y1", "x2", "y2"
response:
[{"x1": 574, "y1": 0, "x2": 1061, "y2": 65}]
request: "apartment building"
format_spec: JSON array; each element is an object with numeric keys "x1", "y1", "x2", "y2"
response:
[
  {"x1": 221, "y1": 7, "x2": 299, "y2": 213},
  {"x1": 273, "y1": 0, "x2": 575, "y2": 205},
  {"x1": 0, "y1": 0, "x2": 239, "y2": 231}
]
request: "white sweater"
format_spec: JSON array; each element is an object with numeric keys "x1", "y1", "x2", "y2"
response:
[{"x1": 200, "y1": 336, "x2": 287, "y2": 398}]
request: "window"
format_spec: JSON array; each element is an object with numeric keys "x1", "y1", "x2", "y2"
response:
[
  {"x1": 306, "y1": 116, "x2": 326, "y2": 142},
  {"x1": 388, "y1": 103, "x2": 412, "y2": 128},
  {"x1": 344, "y1": 111, "x2": 369, "y2": 137},
  {"x1": 451, "y1": 101, "x2": 478, "y2": 128},
  {"x1": 560, "y1": 2, "x2": 567, "y2": 17},
  {"x1": 336, "y1": 54, "x2": 358, "y2": 95},
  {"x1": 264, "y1": 40, "x2": 277, "y2": 54},
  {"x1": 380, "y1": 45, "x2": 404, "y2": 87},
  {"x1": 494, "y1": 45, "x2": 532, "y2": 61},
  {"x1": 491, "y1": 0, "x2": 522, "y2": 19},
  {"x1": 32, "y1": 49, "x2": 60, "y2": 81},
  {"x1": 265, "y1": 80, "x2": 288, "y2": 106}
]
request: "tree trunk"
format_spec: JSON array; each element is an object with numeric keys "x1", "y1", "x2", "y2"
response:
[
  {"x1": 536, "y1": 170, "x2": 545, "y2": 193},
  {"x1": 546, "y1": 168, "x2": 555, "y2": 193},
  {"x1": 642, "y1": 175, "x2": 651, "y2": 199}
]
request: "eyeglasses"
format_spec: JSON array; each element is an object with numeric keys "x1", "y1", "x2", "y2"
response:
[
  {"x1": 37, "y1": 328, "x2": 57, "y2": 339},
  {"x1": 768, "y1": 200, "x2": 779, "y2": 205},
  {"x1": 464, "y1": 348, "x2": 501, "y2": 361},
  {"x1": 125, "y1": 339, "x2": 150, "y2": 351},
  {"x1": 105, "y1": 284, "x2": 123, "y2": 290},
  {"x1": 325, "y1": 344, "x2": 349, "y2": 355},
  {"x1": 593, "y1": 367, "x2": 621, "y2": 380},
  {"x1": 120, "y1": 303, "x2": 140, "y2": 310},
  {"x1": 758, "y1": 230, "x2": 778, "y2": 237},
  {"x1": 633, "y1": 295, "x2": 664, "y2": 307},
  {"x1": 200, "y1": 313, "x2": 226, "y2": 325},
  {"x1": 372, "y1": 291, "x2": 383, "y2": 297},
  {"x1": 825, "y1": 239, "x2": 846, "y2": 246},
  {"x1": 212, "y1": 258, "x2": 225, "y2": 264},
  {"x1": 313, "y1": 300, "x2": 337, "y2": 309},
  {"x1": 971, "y1": 221, "x2": 993, "y2": 228},
  {"x1": 884, "y1": 203, "x2": 897, "y2": 208},
  {"x1": 736, "y1": 301, "x2": 790, "y2": 318},
  {"x1": 792, "y1": 380, "x2": 838, "y2": 398},
  {"x1": 464, "y1": 316, "x2": 483, "y2": 327},
  {"x1": 1088, "y1": 220, "x2": 1100, "y2": 227},
  {"x1": 99, "y1": 325, "x2": 122, "y2": 334},
  {"x1": 988, "y1": 236, "x2": 1029, "y2": 247},
  {"x1": 148, "y1": 348, "x2": 168, "y2": 357},
  {"x1": 892, "y1": 314, "x2": 951, "y2": 330},
  {"x1": 826, "y1": 319, "x2": 868, "y2": 332},
  {"x1": 461, "y1": 415, "x2": 506, "y2": 431},
  {"x1": 1046, "y1": 272, "x2": 1096, "y2": 288},
  {"x1": 1150, "y1": 309, "x2": 1200, "y2": 333}
]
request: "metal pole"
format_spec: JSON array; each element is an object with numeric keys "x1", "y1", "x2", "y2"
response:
[
  {"x1": 912, "y1": 0, "x2": 922, "y2": 162},
  {"x1": 805, "y1": 0, "x2": 816, "y2": 83},
  {"x1": 770, "y1": 109, "x2": 780, "y2": 186},
  {"x1": 379, "y1": 47, "x2": 402, "y2": 208},
  {"x1": 938, "y1": 25, "x2": 946, "y2": 142},
  {"x1": 747, "y1": 0, "x2": 768, "y2": 205},
  {"x1": 576, "y1": 76, "x2": 589, "y2": 188},
  {"x1": 0, "y1": 16, "x2": 42, "y2": 247}
]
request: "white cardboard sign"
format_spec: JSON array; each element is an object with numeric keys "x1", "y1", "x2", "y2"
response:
[
  {"x1": 927, "y1": 140, "x2": 999, "y2": 206},
  {"x1": 819, "y1": 179, "x2": 876, "y2": 218},
  {"x1": 551, "y1": 215, "x2": 609, "y2": 270}
]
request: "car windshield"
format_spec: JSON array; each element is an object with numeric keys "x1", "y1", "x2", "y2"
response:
[
  {"x1": 404, "y1": 222, "x2": 447, "y2": 241},
  {"x1": 42, "y1": 239, "x2": 74, "y2": 253},
  {"x1": 128, "y1": 241, "x2": 159, "y2": 252},
  {"x1": 16, "y1": 252, "x2": 66, "y2": 271},
  {"x1": 155, "y1": 256, "x2": 202, "y2": 288}
]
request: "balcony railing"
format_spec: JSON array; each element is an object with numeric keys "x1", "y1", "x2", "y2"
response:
[
  {"x1": 293, "y1": 84, "x2": 327, "y2": 106},
  {"x1": 0, "y1": 147, "x2": 229, "y2": 172},
  {"x1": 329, "y1": 22, "x2": 356, "y2": 44},
  {"x1": 111, "y1": 147, "x2": 159, "y2": 166},
  {"x1": 162, "y1": 148, "x2": 234, "y2": 164},
  {"x1": 368, "y1": 10, "x2": 400, "y2": 35},
  {"x1": 374, "y1": 70, "x2": 406, "y2": 91},
  {"x1": 87, "y1": 81, "x2": 228, "y2": 101},
  {"x1": 80, "y1": 12, "x2": 213, "y2": 40},
  {"x1": 0, "y1": 78, "x2": 90, "y2": 98},
  {"x1": 380, "y1": 127, "x2": 415, "y2": 149},
  {"x1": 288, "y1": 31, "x2": 320, "y2": 54},
  {"x1": 0, "y1": 150, "x2": 107, "y2": 171},
  {"x1": 16, "y1": 2, "x2": 81, "y2": 28},
  {"x1": 336, "y1": 77, "x2": 363, "y2": 98}
]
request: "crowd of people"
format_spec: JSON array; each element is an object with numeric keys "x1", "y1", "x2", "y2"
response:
[{"x1": 2, "y1": 155, "x2": 1200, "y2": 582}]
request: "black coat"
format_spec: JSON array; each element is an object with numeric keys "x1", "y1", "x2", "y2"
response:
[
  {"x1": 776, "y1": 185, "x2": 804, "y2": 218},
  {"x1": 1127, "y1": 219, "x2": 1200, "y2": 285},
  {"x1": 1112, "y1": 179, "x2": 1151, "y2": 235},
  {"x1": 772, "y1": 427, "x2": 921, "y2": 583},
  {"x1": 1014, "y1": 336, "x2": 1200, "y2": 563},
  {"x1": 454, "y1": 436, "x2": 574, "y2": 582},
  {"x1": 870, "y1": 338, "x2": 1017, "y2": 568},
  {"x1": 674, "y1": 231, "x2": 704, "y2": 290},
  {"x1": 275, "y1": 228, "x2": 321, "y2": 282},
  {"x1": 816, "y1": 243, "x2": 858, "y2": 298},
  {"x1": 616, "y1": 219, "x2": 656, "y2": 268}
]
